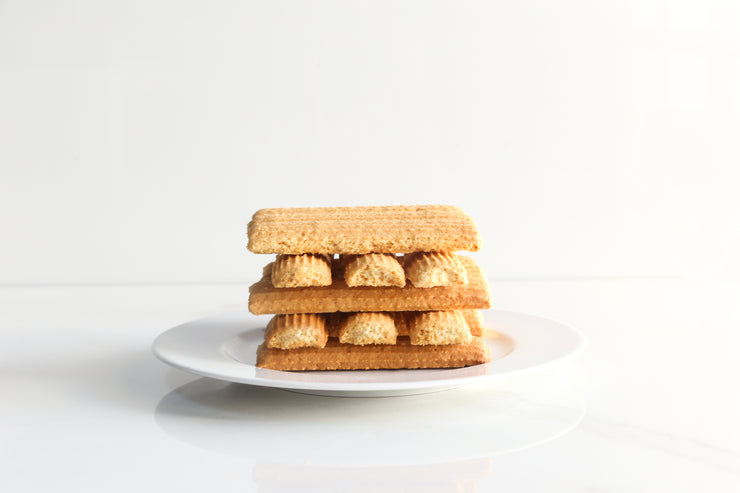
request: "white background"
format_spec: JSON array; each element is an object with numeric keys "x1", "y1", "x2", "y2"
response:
[
  {"x1": 2, "y1": 3, "x2": 740, "y2": 492},
  {"x1": 1, "y1": 0, "x2": 739, "y2": 284}
]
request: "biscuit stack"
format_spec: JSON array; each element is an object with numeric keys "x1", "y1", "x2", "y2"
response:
[{"x1": 247, "y1": 205, "x2": 492, "y2": 370}]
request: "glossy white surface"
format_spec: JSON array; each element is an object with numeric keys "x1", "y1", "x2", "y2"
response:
[
  {"x1": 2, "y1": 279, "x2": 738, "y2": 491},
  {"x1": 152, "y1": 310, "x2": 585, "y2": 396}
]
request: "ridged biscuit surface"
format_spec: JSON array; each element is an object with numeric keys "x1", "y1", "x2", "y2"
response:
[
  {"x1": 264, "y1": 313, "x2": 328, "y2": 349},
  {"x1": 326, "y1": 309, "x2": 484, "y2": 338},
  {"x1": 344, "y1": 253, "x2": 405, "y2": 287},
  {"x1": 405, "y1": 252, "x2": 468, "y2": 288},
  {"x1": 249, "y1": 256, "x2": 490, "y2": 314},
  {"x1": 256, "y1": 336, "x2": 491, "y2": 370},
  {"x1": 338, "y1": 312, "x2": 397, "y2": 345},
  {"x1": 408, "y1": 311, "x2": 473, "y2": 346},
  {"x1": 247, "y1": 205, "x2": 481, "y2": 254},
  {"x1": 271, "y1": 254, "x2": 332, "y2": 288},
  {"x1": 461, "y1": 309, "x2": 485, "y2": 336}
]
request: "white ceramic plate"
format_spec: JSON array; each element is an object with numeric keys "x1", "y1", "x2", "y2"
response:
[{"x1": 152, "y1": 310, "x2": 586, "y2": 397}]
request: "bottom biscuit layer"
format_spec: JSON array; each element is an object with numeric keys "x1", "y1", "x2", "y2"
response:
[{"x1": 256, "y1": 336, "x2": 491, "y2": 371}]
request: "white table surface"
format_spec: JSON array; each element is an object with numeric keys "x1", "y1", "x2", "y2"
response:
[{"x1": 2, "y1": 279, "x2": 739, "y2": 492}]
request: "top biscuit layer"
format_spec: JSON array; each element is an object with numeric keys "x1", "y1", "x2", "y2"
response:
[{"x1": 247, "y1": 205, "x2": 481, "y2": 254}]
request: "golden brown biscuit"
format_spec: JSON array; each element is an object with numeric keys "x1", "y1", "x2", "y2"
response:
[
  {"x1": 256, "y1": 336, "x2": 491, "y2": 370},
  {"x1": 326, "y1": 310, "x2": 483, "y2": 338},
  {"x1": 264, "y1": 313, "x2": 328, "y2": 349},
  {"x1": 247, "y1": 205, "x2": 481, "y2": 254},
  {"x1": 405, "y1": 251, "x2": 468, "y2": 288},
  {"x1": 326, "y1": 312, "x2": 400, "y2": 338},
  {"x1": 391, "y1": 312, "x2": 409, "y2": 336},
  {"x1": 338, "y1": 312, "x2": 397, "y2": 345},
  {"x1": 461, "y1": 309, "x2": 484, "y2": 337},
  {"x1": 407, "y1": 311, "x2": 472, "y2": 346},
  {"x1": 249, "y1": 256, "x2": 490, "y2": 314},
  {"x1": 344, "y1": 253, "x2": 405, "y2": 287},
  {"x1": 271, "y1": 254, "x2": 332, "y2": 288}
]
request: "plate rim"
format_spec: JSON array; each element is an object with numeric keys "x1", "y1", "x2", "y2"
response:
[{"x1": 152, "y1": 309, "x2": 586, "y2": 393}]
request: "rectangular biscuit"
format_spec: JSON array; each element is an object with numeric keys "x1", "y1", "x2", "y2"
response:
[
  {"x1": 249, "y1": 256, "x2": 490, "y2": 314},
  {"x1": 256, "y1": 336, "x2": 491, "y2": 370},
  {"x1": 271, "y1": 253, "x2": 332, "y2": 288},
  {"x1": 264, "y1": 313, "x2": 328, "y2": 349},
  {"x1": 407, "y1": 310, "x2": 472, "y2": 346},
  {"x1": 344, "y1": 253, "x2": 405, "y2": 287},
  {"x1": 247, "y1": 205, "x2": 481, "y2": 254},
  {"x1": 404, "y1": 251, "x2": 468, "y2": 288},
  {"x1": 338, "y1": 312, "x2": 397, "y2": 345}
]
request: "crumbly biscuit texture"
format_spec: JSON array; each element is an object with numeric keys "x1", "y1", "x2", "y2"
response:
[
  {"x1": 405, "y1": 251, "x2": 468, "y2": 288},
  {"x1": 271, "y1": 254, "x2": 332, "y2": 288},
  {"x1": 264, "y1": 313, "x2": 328, "y2": 349},
  {"x1": 344, "y1": 253, "x2": 405, "y2": 287},
  {"x1": 325, "y1": 309, "x2": 483, "y2": 338},
  {"x1": 249, "y1": 256, "x2": 490, "y2": 314},
  {"x1": 256, "y1": 336, "x2": 491, "y2": 370},
  {"x1": 338, "y1": 312, "x2": 397, "y2": 345},
  {"x1": 327, "y1": 312, "x2": 407, "y2": 339},
  {"x1": 247, "y1": 205, "x2": 481, "y2": 254},
  {"x1": 408, "y1": 311, "x2": 473, "y2": 346}
]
